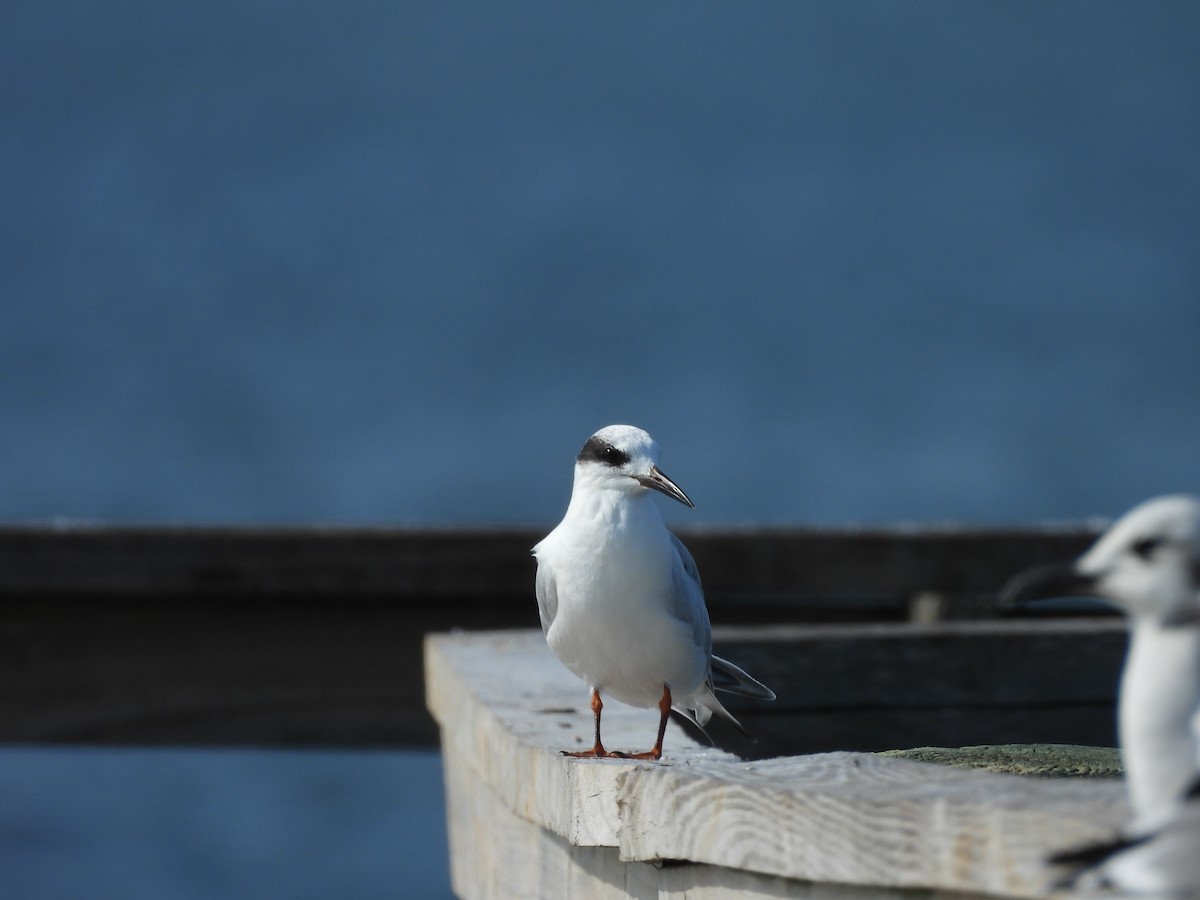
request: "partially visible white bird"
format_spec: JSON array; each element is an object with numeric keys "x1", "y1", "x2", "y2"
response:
[
  {"x1": 1002, "y1": 494, "x2": 1200, "y2": 891},
  {"x1": 532, "y1": 424, "x2": 775, "y2": 760},
  {"x1": 1047, "y1": 782, "x2": 1200, "y2": 896}
]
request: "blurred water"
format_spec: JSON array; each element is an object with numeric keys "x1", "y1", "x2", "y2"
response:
[
  {"x1": 2, "y1": 2, "x2": 1197, "y2": 527},
  {"x1": 0, "y1": 748, "x2": 450, "y2": 899},
  {"x1": 2, "y1": 2, "x2": 1199, "y2": 897}
]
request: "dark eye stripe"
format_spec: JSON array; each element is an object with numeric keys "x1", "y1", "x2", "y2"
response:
[
  {"x1": 1132, "y1": 536, "x2": 1166, "y2": 561},
  {"x1": 577, "y1": 436, "x2": 630, "y2": 467}
]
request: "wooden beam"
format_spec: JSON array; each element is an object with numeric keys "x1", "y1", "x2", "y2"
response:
[
  {"x1": 426, "y1": 629, "x2": 1128, "y2": 899},
  {"x1": 0, "y1": 525, "x2": 538, "y2": 599},
  {"x1": 0, "y1": 523, "x2": 1101, "y2": 599},
  {"x1": 710, "y1": 620, "x2": 1125, "y2": 758},
  {"x1": 0, "y1": 525, "x2": 1112, "y2": 748}
]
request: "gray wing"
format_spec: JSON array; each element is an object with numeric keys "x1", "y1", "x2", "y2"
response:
[
  {"x1": 669, "y1": 532, "x2": 777, "y2": 702},
  {"x1": 534, "y1": 559, "x2": 558, "y2": 635},
  {"x1": 667, "y1": 531, "x2": 713, "y2": 657}
]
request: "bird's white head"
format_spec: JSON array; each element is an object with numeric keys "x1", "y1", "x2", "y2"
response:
[
  {"x1": 1003, "y1": 495, "x2": 1200, "y2": 625},
  {"x1": 572, "y1": 424, "x2": 694, "y2": 508},
  {"x1": 1075, "y1": 495, "x2": 1200, "y2": 623}
]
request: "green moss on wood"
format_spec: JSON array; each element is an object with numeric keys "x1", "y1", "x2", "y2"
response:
[{"x1": 879, "y1": 744, "x2": 1122, "y2": 778}]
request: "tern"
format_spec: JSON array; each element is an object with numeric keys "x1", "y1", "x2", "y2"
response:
[
  {"x1": 532, "y1": 424, "x2": 775, "y2": 760},
  {"x1": 1001, "y1": 495, "x2": 1200, "y2": 890}
]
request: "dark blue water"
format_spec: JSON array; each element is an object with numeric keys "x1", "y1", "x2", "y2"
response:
[
  {"x1": 0, "y1": 748, "x2": 448, "y2": 899},
  {"x1": 2, "y1": 3, "x2": 1198, "y2": 897}
]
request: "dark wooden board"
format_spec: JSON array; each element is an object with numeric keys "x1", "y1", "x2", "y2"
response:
[
  {"x1": 0, "y1": 523, "x2": 1100, "y2": 599},
  {"x1": 0, "y1": 525, "x2": 1115, "y2": 748},
  {"x1": 710, "y1": 621, "x2": 1125, "y2": 758}
]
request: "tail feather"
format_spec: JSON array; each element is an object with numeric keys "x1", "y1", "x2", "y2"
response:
[
  {"x1": 710, "y1": 655, "x2": 776, "y2": 701},
  {"x1": 677, "y1": 686, "x2": 752, "y2": 739},
  {"x1": 672, "y1": 705, "x2": 715, "y2": 744},
  {"x1": 674, "y1": 657, "x2": 775, "y2": 742}
]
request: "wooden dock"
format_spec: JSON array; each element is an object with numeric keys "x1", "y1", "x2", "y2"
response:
[
  {"x1": 0, "y1": 522, "x2": 1105, "y2": 747},
  {"x1": 426, "y1": 629, "x2": 1127, "y2": 899},
  {"x1": 0, "y1": 523, "x2": 1133, "y2": 897}
]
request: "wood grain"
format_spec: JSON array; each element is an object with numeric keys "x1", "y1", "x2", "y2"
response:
[{"x1": 426, "y1": 630, "x2": 1128, "y2": 898}]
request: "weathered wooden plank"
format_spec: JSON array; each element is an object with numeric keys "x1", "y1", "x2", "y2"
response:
[
  {"x1": 443, "y1": 721, "x2": 985, "y2": 900},
  {"x1": 426, "y1": 629, "x2": 1128, "y2": 899},
  {"x1": 611, "y1": 753, "x2": 1119, "y2": 896}
]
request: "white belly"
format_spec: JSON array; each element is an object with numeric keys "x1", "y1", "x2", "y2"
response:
[{"x1": 538, "y1": 526, "x2": 708, "y2": 710}]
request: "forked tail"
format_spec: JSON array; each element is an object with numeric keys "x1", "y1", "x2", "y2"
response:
[{"x1": 710, "y1": 654, "x2": 776, "y2": 700}]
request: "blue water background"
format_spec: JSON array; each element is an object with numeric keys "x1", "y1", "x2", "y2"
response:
[
  {"x1": 0, "y1": 748, "x2": 446, "y2": 899},
  {"x1": 2, "y1": 2, "x2": 1199, "y2": 897}
]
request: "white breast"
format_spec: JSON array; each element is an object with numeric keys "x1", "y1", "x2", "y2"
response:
[
  {"x1": 534, "y1": 500, "x2": 708, "y2": 709},
  {"x1": 1120, "y1": 621, "x2": 1200, "y2": 831}
]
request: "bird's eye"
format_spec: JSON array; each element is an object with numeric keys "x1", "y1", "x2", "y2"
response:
[
  {"x1": 1132, "y1": 536, "x2": 1166, "y2": 561},
  {"x1": 576, "y1": 436, "x2": 631, "y2": 467},
  {"x1": 601, "y1": 446, "x2": 627, "y2": 467}
]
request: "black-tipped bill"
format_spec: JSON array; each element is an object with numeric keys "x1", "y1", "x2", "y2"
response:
[
  {"x1": 998, "y1": 562, "x2": 1099, "y2": 610},
  {"x1": 634, "y1": 465, "x2": 694, "y2": 508}
]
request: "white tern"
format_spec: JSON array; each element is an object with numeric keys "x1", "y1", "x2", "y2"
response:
[
  {"x1": 532, "y1": 424, "x2": 775, "y2": 759},
  {"x1": 1003, "y1": 495, "x2": 1200, "y2": 892}
]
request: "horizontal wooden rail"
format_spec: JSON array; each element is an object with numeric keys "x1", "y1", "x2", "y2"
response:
[
  {"x1": 0, "y1": 522, "x2": 1102, "y2": 599},
  {"x1": 0, "y1": 524, "x2": 1108, "y2": 748}
]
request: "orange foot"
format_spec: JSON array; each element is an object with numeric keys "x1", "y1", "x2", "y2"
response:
[
  {"x1": 561, "y1": 745, "x2": 661, "y2": 760},
  {"x1": 624, "y1": 748, "x2": 663, "y2": 761},
  {"x1": 561, "y1": 744, "x2": 626, "y2": 759}
]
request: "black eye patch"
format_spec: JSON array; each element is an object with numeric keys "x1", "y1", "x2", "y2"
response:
[
  {"x1": 577, "y1": 436, "x2": 631, "y2": 467},
  {"x1": 1132, "y1": 536, "x2": 1166, "y2": 561}
]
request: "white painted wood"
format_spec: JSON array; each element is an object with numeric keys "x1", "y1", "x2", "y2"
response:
[
  {"x1": 426, "y1": 629, "x2": 1130, "y2": 899},
  {"x1": 440, "y1": 700, "x2": 983, "y2": 900}
]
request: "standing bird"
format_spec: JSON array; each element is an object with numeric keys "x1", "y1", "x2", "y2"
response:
[
  {"x1": 1001, "y1": 495, "x2": 1200, "y2": 892},
  {"x1": 532, "y1": 424, "x2": 775, "y2": 760}
]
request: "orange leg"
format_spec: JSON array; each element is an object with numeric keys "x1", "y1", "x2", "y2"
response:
[
  {"x1": 559, "y1": 691, "x2": 672, "y2": 763},
  {"x1": 562, "y1": 685, "x2": 672, "y2": 760},
  {"x1": 626, "y1": 684, "x2": 672, "y2": 761},
  {"x1": 563, "y1": 689, "x2": 624, "y2": 758}
]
